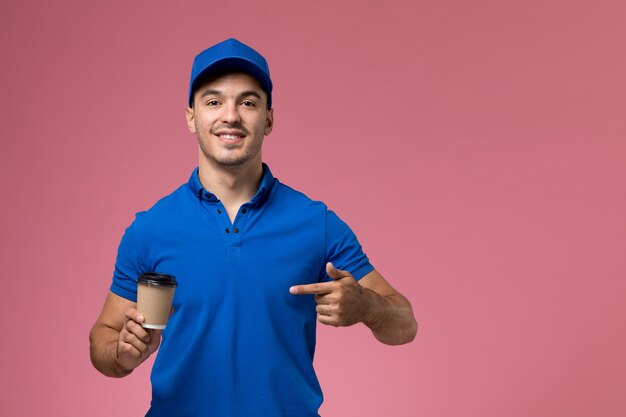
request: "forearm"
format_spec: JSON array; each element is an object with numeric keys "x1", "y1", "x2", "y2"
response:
[
  {"x1": 362, "y1": 289, "x2": 417, "y2": 345},
  {"x1": 89, "y1": 323, "x2": 133, "y2": 378}
]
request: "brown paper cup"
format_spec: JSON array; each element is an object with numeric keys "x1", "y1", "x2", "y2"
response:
[{"x1": 136, "y1": 273, "x2": 177, "y2": 329}]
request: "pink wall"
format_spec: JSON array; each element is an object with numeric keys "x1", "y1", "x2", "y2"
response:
[{"x1": 2, "y1": 0, "x2": 625, "y2": 416}]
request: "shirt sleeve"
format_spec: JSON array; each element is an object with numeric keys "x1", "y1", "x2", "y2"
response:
[
  {"x1": 321, "y1": 210, "x2": 374, "y2": 282},
  {"x1": 110, "y1": 216, "x2": 147, "y2": 302}
]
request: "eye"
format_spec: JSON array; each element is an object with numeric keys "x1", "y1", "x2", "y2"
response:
[
  {"x1": 241, "y1": 100, "x2": 256, "y2": 107},
  {"x1": 205, "y1": 99, "x2": 220, "y2": 106}
]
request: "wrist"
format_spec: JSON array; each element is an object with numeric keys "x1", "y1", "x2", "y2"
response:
[
  {"x1": 114, "y1": 347, "x2": 134, "y2": 378},
  {"x1": 115, "y1": 361, "x2": 134, "y2": 377},
  {"x1": 361, "y1": 288, "x2": 389, "y2": 332}
]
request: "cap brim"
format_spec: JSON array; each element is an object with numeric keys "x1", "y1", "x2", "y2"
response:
[{"x1": 188, "y1": 58, "x2": 273, "y2": 107}]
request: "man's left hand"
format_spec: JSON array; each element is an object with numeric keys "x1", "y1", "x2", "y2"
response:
[{"x1": 290, "y1": 262, "x2": 371, "y2": 327}]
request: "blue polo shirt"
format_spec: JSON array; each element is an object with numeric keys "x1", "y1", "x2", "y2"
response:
[{"x1": 110, "y1": 164, "x2": 374, "y2": 417}]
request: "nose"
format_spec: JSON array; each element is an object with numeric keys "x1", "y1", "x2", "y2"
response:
[{"x1": 221, "y1": 101, "x2": 241, "y2": 125}]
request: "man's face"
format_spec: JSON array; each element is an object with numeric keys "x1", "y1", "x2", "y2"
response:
[{"x1": 186, "y1": 72, "x2": 273, "y2": 169}]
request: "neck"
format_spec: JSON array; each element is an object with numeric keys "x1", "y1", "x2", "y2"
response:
[{"x1": 197, "y1": 156, "x2": 263, "y2": 217}]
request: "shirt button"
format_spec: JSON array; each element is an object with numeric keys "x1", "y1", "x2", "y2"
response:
[
  {"x1": 225, "y1": 228, "x2": 230, "y2": 233},
  {"x1": 233, "y1": 228, "x2": 239, "y2": 233},
  {"x1": 241, "y1": 208, "x2": 247, "y2": 214},
  {"x1": 217, "y1": 209, "x2": 222, "y2": 214}
]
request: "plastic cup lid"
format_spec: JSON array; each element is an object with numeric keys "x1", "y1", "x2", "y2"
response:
[{"x1": 138, "y1": 272, "x2": 178, "y2": 287}]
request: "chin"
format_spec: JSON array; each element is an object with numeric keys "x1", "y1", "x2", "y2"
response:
[{"x1": 215, "y1": 156, "x2": 250, "y2": 167}]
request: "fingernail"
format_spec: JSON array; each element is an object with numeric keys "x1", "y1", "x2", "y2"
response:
[
  {"x1": 137, "y1": 314, "x2": 144, "y2": 322},
  {"x1": 289, "y1": 287, "x2": 296, "y2": 294}
]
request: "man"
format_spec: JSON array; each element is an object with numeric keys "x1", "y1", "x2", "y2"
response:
[{"x1": 90, "y1": 38, "x2": 417, "y2": 417}]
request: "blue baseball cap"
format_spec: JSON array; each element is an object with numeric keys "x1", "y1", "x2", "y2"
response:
[{"x1": 188, "y1": 38, "x2": 273, "y2": 108}]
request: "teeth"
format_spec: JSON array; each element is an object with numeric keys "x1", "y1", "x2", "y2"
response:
[{"x1": 220, "y1": 134, "x2": 241, "y2": 139}]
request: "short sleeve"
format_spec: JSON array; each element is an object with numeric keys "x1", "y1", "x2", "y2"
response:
[
  {"x1": 110, "y1": 217, "x2": 146, "y2": 301},
  {"x1": 321, "y1": 210, "x2": 374, "y2": 281}
]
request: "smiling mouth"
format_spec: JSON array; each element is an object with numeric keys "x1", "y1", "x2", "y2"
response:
[{"x1": 218, "y1": 134, "x2": 245, "y2": 140}]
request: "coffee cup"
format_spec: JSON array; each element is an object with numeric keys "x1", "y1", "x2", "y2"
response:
[{"x1": 137, "y1": 272, "x2": 178, "y2": 329}]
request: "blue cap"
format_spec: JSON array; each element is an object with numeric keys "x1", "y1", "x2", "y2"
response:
[{"x1": 188, "y1": 38, "x2": 273, "y2": 108}]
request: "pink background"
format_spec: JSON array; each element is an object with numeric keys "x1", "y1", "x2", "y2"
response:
[{"x1": 1, "y1": 0, "x2": 625, "y2": 416}]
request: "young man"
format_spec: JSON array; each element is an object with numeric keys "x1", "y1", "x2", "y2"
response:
[{"x1": 90, "y1": 38, "x2": 417, "y2": 417}]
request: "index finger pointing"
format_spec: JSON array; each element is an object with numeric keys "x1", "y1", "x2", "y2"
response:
[{"x1": 290, "y1": 283, "x2": 333, "y2": 295}]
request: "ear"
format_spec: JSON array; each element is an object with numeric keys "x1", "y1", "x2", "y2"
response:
[
  {"x1": 265, "y1": 108, "x2": 274, "y2": 135},
  {"x1": 185, "y1": 107, "x2": 197, "y2": 134}
]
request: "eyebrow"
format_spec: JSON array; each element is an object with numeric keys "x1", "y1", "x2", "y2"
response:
[{"x1": 199, "y1": 89, "x2": 263, "y2": 101}]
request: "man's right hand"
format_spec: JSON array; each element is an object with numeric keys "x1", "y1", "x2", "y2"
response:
[
  {"x1": 90, "y1": 292, "x2": 174, "y2": 377},
  {"x1": 116, "y1": 308, "x2": 162, "y2": 373}
]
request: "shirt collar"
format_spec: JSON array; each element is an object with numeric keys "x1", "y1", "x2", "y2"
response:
[{"x1": 187, "y1": 163, "x2": 276, "y2": 205}]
